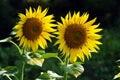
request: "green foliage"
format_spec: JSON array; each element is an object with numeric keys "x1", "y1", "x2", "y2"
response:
[
  {"x1": 0, "y1": 0, "x2": 120, "y2": 80},
  {"x1": 0, "y1": 66, "x2": 18, "y2": 80},
  {"x1": 0, "y1": 24, "x2": 120, "y2": 80}
]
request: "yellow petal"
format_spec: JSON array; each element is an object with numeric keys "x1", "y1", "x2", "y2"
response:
[
  {"x1": 80, "y1": 13, "x2": 89, "y2": 24},
  {"x1": 78, "y1": 49, "x2": 85, "y2": 62},
  {"x1": 70, "y1": 49, "x2": 77, "y2": 63},
  {"x1": 85, "y1": 17, "x2": 97, "y2": 26},
  {"x1": 82, "y1": 45, "x2": 91, "y2": 59}
]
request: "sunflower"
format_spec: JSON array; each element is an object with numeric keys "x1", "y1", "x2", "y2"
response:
[
  {"x1": 13, "y1": 6, "x2": 56, "y2": 52},
  {"x1": 55, "y1": 12, "x2": 102, "y2": 63}
]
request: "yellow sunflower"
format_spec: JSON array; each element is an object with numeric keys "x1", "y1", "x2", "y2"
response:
[
  {"x1": 55, "y1": 12, "x2": 102, "y2": 63},
  {"x1": 13, "y1": 6, "x2": 56, "y2": 52}
]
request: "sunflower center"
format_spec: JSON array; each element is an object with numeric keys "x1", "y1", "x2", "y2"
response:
[
  {"x1": 74, "y1": 31, "x2": 81, "y2": 40},
  {"x1": 33, "y1": 26, "x2": 39, "y2": 32},
  {"x1": 23, "y1": 18, "x2": 42, "y2": 40},
  {"x1": 64, "y1": 24, "x2": 86, "y2": 48}
]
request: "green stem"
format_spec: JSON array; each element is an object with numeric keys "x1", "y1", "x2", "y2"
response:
[
  {"x1": 64, "y1": 71, "x2": 68, "y2": 80},
  {"x1": 9, "y1": 40, "x2": 25, "y2": 80},
  {"x1": 56, "y1": 56, "x2": 64, "y2": 64},
  {"x1": 10, "y1": 40, "x2": 22, "y2": 55},
  {"x1": 5, "y1": 75, "x2": 12, "y2": 80},
  {"x1": 14, "y1": 75, "x2": 19, "y2": 80},
  {"x1": 20, "y1": 61, "x2": 25, "y2": 80},
  {"x1": 64, "y1": 56, "x2": 69, "y2": 80}
]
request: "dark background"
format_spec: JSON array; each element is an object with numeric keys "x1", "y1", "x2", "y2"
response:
[{"x1": 0, "y1": 0, "x2": 120, "y2": 80}]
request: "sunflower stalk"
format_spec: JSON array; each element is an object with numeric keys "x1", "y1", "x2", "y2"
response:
[
  {"x1": 56, "y1": 56, "x2": 64, "y2": 64},
  {"x1": 10, "y1": 40, "x2": 22, "y2": 55},
  {"x1": 64, "y1": 54, "x2": 69, "y2": 80},
  {"x1": 9, "y1": 40, "x2": 25, "y2": 80},
  {"x1": 19, "y1": 61, "x2": 25, "y2": 80}
]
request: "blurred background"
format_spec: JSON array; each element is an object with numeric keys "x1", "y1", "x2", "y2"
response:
[{"x1": 0, "y1": 0, "x2": 120, "y2": 80}]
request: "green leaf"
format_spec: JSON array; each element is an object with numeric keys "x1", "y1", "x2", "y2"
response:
[
  {"x1": 47, "y1": 70, "x2": 63, "y2": 78},
  {"x1": 24, "y1": 52, "x2": 44, "y2": 67},
  {"x1": 36, "y1": 71, "x2": 63, "y2": 80},
  {"x1": 4, "y1": 66, "x2": 17, "y2": 75},
  {"x1": 118, "y1": 66, "x2": 120, "y2": 68},
  {"x1": 116, "y1": 59, "x2": 120, "y2": 62},
  {"x1": 27, "y1": 58, "x2": 44, "y2": 67},
  {"x1": 40, "y1": 53, "x2": 58, "y2": 59},
  {"x1": 37, "y1": 72, "x2": 51, "y2": 79},
  {"x1": 0, "y1": 37, "x2": 12, "y2": 43},
  {"x1": 0, "y1": 66, "x2": 17, "y2": 79},
  {"x1": 67, "y1": 62, "x2": 84, "y2": 78},
  {"x1": 69, "y1": 64, "x2": 84, "y2": 78},
  {"x1": 0, "y1": 67, "x2": 7, "y2": 75},
  {"x1": 113, "y1": 72, "x2": 120, "y2": 79},
  {"x1": 37, "y1": 50, "x2": 45, "y2": 55}
]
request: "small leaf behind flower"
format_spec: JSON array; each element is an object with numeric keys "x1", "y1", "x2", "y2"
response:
[
  {"x1": 37, "y1": 50, "x2": 45, "y2": 55},
  {"x1": 40, "y1": 53, "x2": 58, "y2": 59}
]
